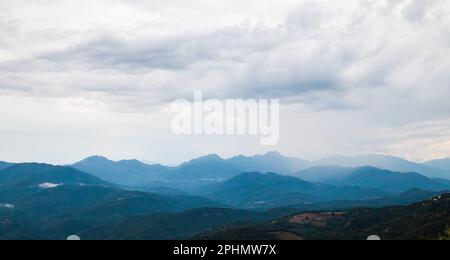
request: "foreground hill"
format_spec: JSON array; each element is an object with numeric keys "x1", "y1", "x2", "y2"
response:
[
  {"x1": 62, "y1": 191, "x2": 449, "y2": 240},
  {"x1": 73, "y1": 155, "x2": 243, "y2": 188},
  {"x1": 70, "y1": 153, "x2": 450, "y2": 189},
  {"x1": 196, "y1": 193, "x2": 450, "y2": 240},
  {"x1": 78, "y1": 208, "x2": 297, "y2": 240},
  {"x1": 293, "y1": 166, "x2": 450, "y2": 194},
  {"x1": 0, "y1": 208, "x2": 44, "y2": 240},
  {"x1": 285, "y1": 189, "x2": 448, "y2": 211}
]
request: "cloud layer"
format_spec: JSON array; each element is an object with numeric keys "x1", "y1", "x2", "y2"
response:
[{"x1": 0, "y1": 0, "x2": 449, "y2": 163}]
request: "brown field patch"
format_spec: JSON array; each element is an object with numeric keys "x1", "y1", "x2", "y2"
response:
[{"x1": 289, "y1": 212, "x2": 345, "y2": 227}]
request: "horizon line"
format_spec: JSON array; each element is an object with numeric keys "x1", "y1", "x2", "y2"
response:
[{"x1": 2, "y1": 151, "x2": 449, "y2": 167}]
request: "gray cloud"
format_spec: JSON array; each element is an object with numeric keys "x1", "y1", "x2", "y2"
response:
[
  {"x1": 403, "y1": 0, "x2": 432, "y2": 23},
  {"x1": 0, "y1": 0, "x2": 449, "y2": 163},
  {"x1": 1, "y1": 0, "x2": 446, "y2": 109},
  {"x1": 0, "y1": 22, "x2": 352, "y2": 105}
]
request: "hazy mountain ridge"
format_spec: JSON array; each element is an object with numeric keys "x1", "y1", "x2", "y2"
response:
[
  {"x1": 72, "y1": 156, "x2": 170, "y2": 186},
  {"x1": 284, "y1": 189, "x2": 449, "y2": 211},
  {"x1": 78, "y1": 208, "x2": 291, "y2": 240},
  {"x1": 314, "y1": 154, "x2": 450, "y2": 179},
  {"x1": 424, "y1": 158, "x2": 450, "y2": 171},
  {"x1": 324, "y1": 166, "x2": 450, "y2": 193},
  {"x1": 58, "y1": 190, "x2": 448, "y2": 240},
  {"x1": 71, "y1": 153, "x2": 450, "y2": 189},
  {"x1": 227, "y1": 151, "x2": 309, "y2": 174}
]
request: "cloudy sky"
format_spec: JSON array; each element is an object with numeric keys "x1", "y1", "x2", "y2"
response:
[{"x1": 0, "y1": 0, "x2": 449, "y2": 165}]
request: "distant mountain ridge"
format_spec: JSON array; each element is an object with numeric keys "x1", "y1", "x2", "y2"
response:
[
  {"x1": 71, "y1": 152, "x2": 312, "y2": 187},
  {"x1": 314, "y1": 154, "x2": 450, "y2": 179},
  {"x1": 72, "y1": 156, "x2": 170, "y2": 186},
  {"x1": 292, "y1": 166, "x2": 354, "y2": 182},
  {"x1": 71, "y1": 153, "x2": 450, "y2": 188},
  {"x1": 167, "y1": 154, "x2": 241, "y2": 182},
  {"x1": 325, "y1": 166, "x2": 450, "y2": 193},
  {"x1": 0, "y1": 163, "x2": 109, "y2": 190},
  {"x1": 227, "y1": 151, "x2": 309, "y2": 174},
  {"x1": 424, "y1": 158, "x2": 450, "y2": 171}
]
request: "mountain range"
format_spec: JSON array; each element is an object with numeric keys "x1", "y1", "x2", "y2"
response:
[
  {"x1": 69, "y1": 152, "x2": 450, "y2": 189},
  {"x1": 167, "y1": 154, "x2": 242, "y2": 182},
  {"x1": 72, "y1": 156, "x2": 169, "y2": 186},
  {"x1": 227, "y1": 152, "x2": 309, "y2": 174},
  {"x1": 1, "y1": 160, "x2": 449, "y2": 240},
  {"x1": 0, "y1": 163, "x2": 221, "y2": 221},
  {"x1": 70, "y1": 152, "x2": 311, "y2": 188},
  {"x1": 323, "y1": 166, "x2": 450, "y2": 193},
  {"x1": 292, "y1": 166, "x2": 354, "y2": 182},
  {"x1": 195, "y1": 172, "x2": 389, "y2": 208}
]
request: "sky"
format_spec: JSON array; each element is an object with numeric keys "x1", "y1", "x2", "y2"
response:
[{"x1": 0, "y1": 0, "x2": 450, "y2": 165}]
